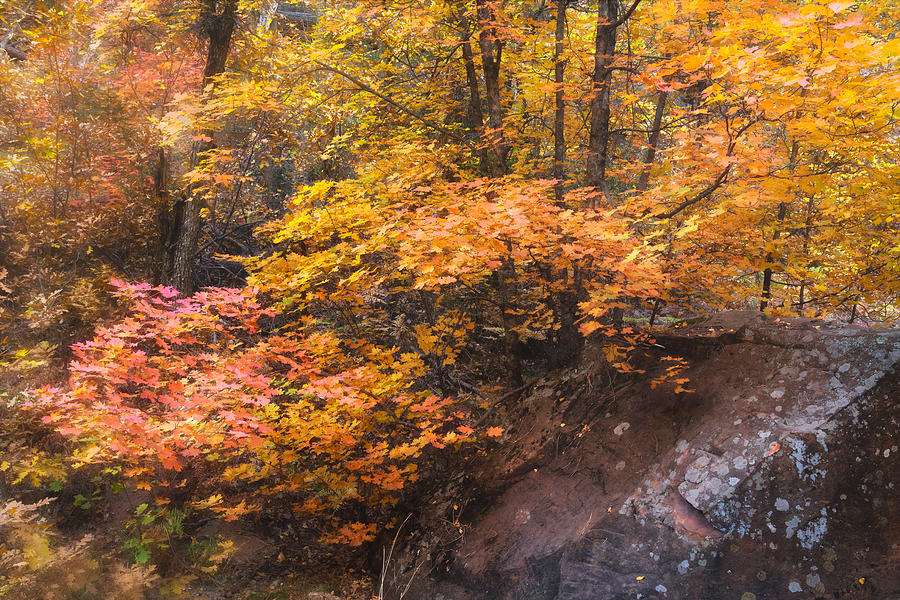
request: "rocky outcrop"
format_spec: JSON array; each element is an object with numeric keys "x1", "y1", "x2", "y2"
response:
[{"x1": 401, "y1": 312, "x2": 900, "y2": 600}]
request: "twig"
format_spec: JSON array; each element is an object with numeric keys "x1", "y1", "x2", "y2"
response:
[
  {"x1": 474, "y1": 381, "x2": 532, "y2": 426},
  {"x1": 378, "y1": 514, "x2": 412, "y2": 600},
  {"x1": 611, "y1": 0, "x2": 642, "y2": 28},
  {"x1": 313, "y1": 60, "x2": 471, "y2": 146},
  {"x1": 653, "y1": 165, "x2": 730, "y2": 220}
]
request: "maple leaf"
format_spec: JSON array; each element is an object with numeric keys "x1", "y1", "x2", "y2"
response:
[
  {"x1": 320, "y1": 522, "x2": 377, "y2": 547},
  {"x1": 833, "y1": 16, "x2": 862, "y2": 29},
  {"x1": 827, "y1": 0, "x2": 852, "y2": 12}
]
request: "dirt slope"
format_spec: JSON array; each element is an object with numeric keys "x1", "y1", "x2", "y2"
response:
[{"x1": 396, "y1": 311, "x2": 900, "y2": 600}]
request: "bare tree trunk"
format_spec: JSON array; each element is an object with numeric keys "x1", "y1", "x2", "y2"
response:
[
  {"x1": 585, "y1": 0, "x2": 617, "y2": 205},
  {"x1": 552, "y1": 0, "x2": 567, "y2": 203},
  {"x1": 171, "y1": 0, "x2": 238, "y2": 295},
  {"x1": 475, "y1": 0, "x2": 508, "y2": 177}
]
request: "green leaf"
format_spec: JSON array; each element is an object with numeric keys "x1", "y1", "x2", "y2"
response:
[{"x1": 133, "y1": 546, "x2": 151, "y2": 564}]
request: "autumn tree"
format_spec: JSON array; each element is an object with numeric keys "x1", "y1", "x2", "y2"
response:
[
  {"x1": 29, "y1": 280, "x2": 482, "y2": 542},
  {"x1": 170, "y1": 0, "x2": 239, "y2": 295}
]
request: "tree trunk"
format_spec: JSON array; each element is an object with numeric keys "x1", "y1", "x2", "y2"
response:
[
  {"x1": 585, "y1": 0, "x2": 617, "y2": 205},
  {"x1": 796, "y1": 195, "x2": 816, "y2": 316},
  {"x1": 475, "y1": 0, "x2": 508, "y2": 177},
  {"x1": 497, "y1": 255, "x2": 523, "y2": 386},
  {"x1": 548, "y1": 0, "x2": 582, "y2": 366},
  {"x1": 760, "y1": 201, "x2": 788, "y2": 311},
  {"x1": 637, "y1": 91, "x2": 667, "y2": 192},
  {"x1": 171, "y1": 192, "x2": 203, "y2": 294},
  {"x1": 552, "y1": 0, "x2": 567, "y2": 203},
  {"x1": 171, "y1": 0, "x2": 238, "y2": 295},
  {"x1": 460, "y1": 25, "x2": 489, "y2": 173},
  {"x1": 150, "y1": 147, "x2": 174, "y2": 284},
  {"x1": 472, "y1": 0, "x2": 520, "y2": 381},
  {"x1": 760, "y1": 140, "x2": 797, "y2": 311}
]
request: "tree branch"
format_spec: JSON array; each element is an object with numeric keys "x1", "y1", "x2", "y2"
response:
[
  {"x1": 313, "y1": 60, "x2": 469, "y2": 145},
  {"x1": 1, "y1": 39, "x2": 26, "y2": 61},
  {"x1": 1, "y1": 2, "x2": 33, "y2": 61},
  {"x1": 611, "y1": 0, "x2": 642, "y2": 28},
  {"x1": 652, "y1": 118, "x2": 756, "y2": 219},
  {"x1": 654, "y1": 165, "x2": 731, "y2": 220}
]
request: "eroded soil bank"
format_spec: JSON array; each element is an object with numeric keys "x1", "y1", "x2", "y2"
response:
[{"x1": 388, "y1": 311, "x2": 900, "y2": 600}]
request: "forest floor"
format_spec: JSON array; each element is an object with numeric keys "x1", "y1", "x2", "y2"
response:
[{"x1": 2, "y1": 310, "x2": 898, "y2": 600}]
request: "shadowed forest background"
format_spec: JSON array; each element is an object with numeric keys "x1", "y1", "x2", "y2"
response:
[{"x1": 0, "y1": 0, "x2": 898, "y2": 597}]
